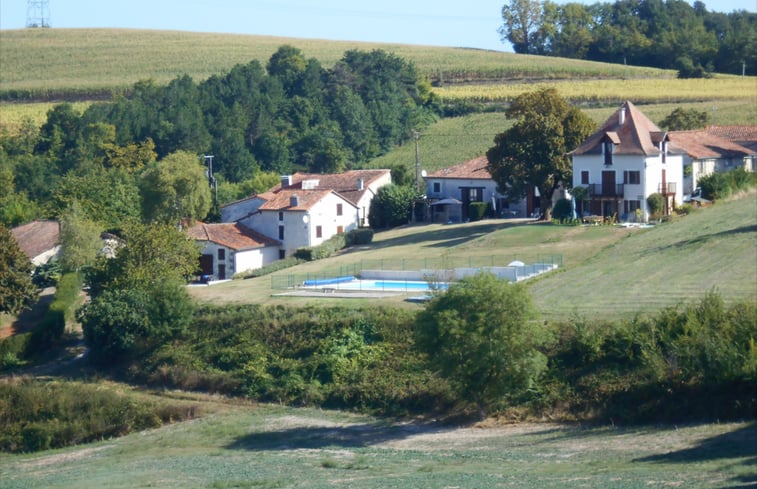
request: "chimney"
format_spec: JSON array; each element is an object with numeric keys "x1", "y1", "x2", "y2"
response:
[
  {"x1": 290, "y1": 194, "x2": 300, "y2": 207},
  {"x1": 281, "y1": 175, "x2": 292, "y2": 188},
  {"x1": 357, "y1": 178, "x2": 364, "y2": 190},
  {"x1": 619, "y1": 106, "x2": 626, "y2": 126}
]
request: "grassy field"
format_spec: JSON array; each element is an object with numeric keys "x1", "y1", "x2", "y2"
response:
[
  {"x1": 189, "y1": 193, "x2": 757, "y2": 320},
  {"x1": 1, "y1": 400, "x2": 754, "y2": 489},
  {"x1": 0, "y1": 28, "x2": 670, "y2": 96}
]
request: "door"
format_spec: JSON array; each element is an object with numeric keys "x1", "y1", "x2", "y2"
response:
[
  {"x1": 199, "y1": 254, "x2": 213, "y2": 275},
  {"x1": 602, "y1": 171, "x2": 616, "y2": 196},
  {"x1": 218, "y1": 264, "x2": 226, "y2": 280}
]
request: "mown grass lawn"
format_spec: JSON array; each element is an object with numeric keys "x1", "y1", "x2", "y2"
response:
[
  {"x1": 1, "y1": 402, "x2": 754, "y2": 489},
  {"x1": 190, "y1": 193, "x2": 757, "y2": 320}
]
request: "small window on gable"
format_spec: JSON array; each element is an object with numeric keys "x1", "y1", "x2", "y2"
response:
[
  {"x1": 604, "y1": 141, "x2": 614, "y2": 165},
  {"x1": 218, "y1": 248, "x2": 225, "y2": 260},
  {"x1": 433, "y1": 182, "x2": 441, "y2": 193},
  {"x1": 278, "y1": 225, "x2": 284, "y2": 240},
  {"x1": 316, "y1": 225, "x2": 322, "y2": 238},
  {"x1": 581, "y1": 171, "x2": 589, "y2": 185},
  {"x1": 278, "y1": 211, "x2": 284, "y2": 221},
  {"x1": 336, "y1": 203, "x2": 343, "y2": 216}
]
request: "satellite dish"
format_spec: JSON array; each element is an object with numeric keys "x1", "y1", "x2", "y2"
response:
[
  {"x1": 302, "y1": 215, "x2": 309, "y2": 224},
  {"x1": 421, "y1": 170, "x2": 427, "y2": 177}
]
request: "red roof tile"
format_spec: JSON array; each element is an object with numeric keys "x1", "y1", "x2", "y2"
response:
[
  {"x1": 570, "y1": 101, "x2": 664, "y2": 156},
  {"x1": 427, "y1": 156, "x2": 492, "y2": 179},
  {"x1": 706, "y1": 125, "x2": 757, "y2": 142},
  {"x1": 668, "y1": 130, "x2": 755, "y2": 159},
  {"x1": 257, "y1": 189, "x2": 356, "y2": 211},
  {"x1": 271, "y1": 169, "x2": 390, "y2": 205},
  {"x1": 186, "y1": 222, "x2": 279, "y2": 250},
  {"x1": 10, "y1": 220, "x2": 60, "y2": 260}
]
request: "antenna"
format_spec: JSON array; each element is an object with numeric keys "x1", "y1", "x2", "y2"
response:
[{"x1": 26, "y1": 0, "x2": 51, "y2": 28}]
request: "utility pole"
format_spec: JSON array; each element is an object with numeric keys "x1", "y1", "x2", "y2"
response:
[
  {"x1": 204, "y1": 155, "x2": 217, "y2": 202},
  {"x1": 413, "y1": 130, "x2": 421, "y2": 192},
  {"x1": 26, "y1": 0, "x2": 51, "y2": 28}
]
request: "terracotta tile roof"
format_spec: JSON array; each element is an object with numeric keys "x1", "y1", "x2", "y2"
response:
[
  {"x1": 706, "y1": 125, "x2": 757, "y2": 142},
  {"x1": 257, "y1": 189, "x2": 356, "y2": 211},
  {"x1": 570, "y1": 101, "x2": 664, "y2": 156},
  {"x1": 427, "y1": 156, "x2": 492, "y2": 179},
  {"x1": 10, "y1": 220, "x2": 60, "y2": 260},
  {"x1": 668, "y1": 130, "x2": 755, "y2": 159},
  {"x1": 274, "y1": 169, "x2": 390, "y2": 192},
  {"x1": 186, "y1": 222, "x2": 279, "y2": 250}
]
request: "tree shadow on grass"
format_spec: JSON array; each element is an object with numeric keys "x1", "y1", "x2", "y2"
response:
[
  {"x1": 634, "y1": 421, "x2": 757, "y2": 489},
  {"x1": 226, "y1": 420, "x2": 451, "y2": 451},
  {"x1": 658, "y1": 224, "x2": 757, "y2": 252},
  {"x1": 367, "y1": 220, "x2": 521, "y2": 252}
]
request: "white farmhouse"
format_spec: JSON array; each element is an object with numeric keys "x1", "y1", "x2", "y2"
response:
[
  {"x1": 668, "y1": 130, "x2": 756, "y2": 196},
  {"x1": 570, "y1": 101, "x2": 683, "y2": 222},
  {"x1": 186, "y1": 221, "x2": 280, "y2": 280},
  {"x1": 233, "y1": 189, "x2": 358, "y2": 258},
  {"x1": 424, "y1": 156, "x2": 535, "y2": 221}
]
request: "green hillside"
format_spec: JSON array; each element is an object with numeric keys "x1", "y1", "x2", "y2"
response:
[
  {"x1": 0, "y1": 28, "x2": 669, "y2": 97},
  {"x1": 189, "y1": 194, "x2": 757, "y2": 320}
]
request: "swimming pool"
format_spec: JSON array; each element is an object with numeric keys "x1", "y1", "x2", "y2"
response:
[{"x1": 306, "y1": 279, "x2": 448, "y2": 292}]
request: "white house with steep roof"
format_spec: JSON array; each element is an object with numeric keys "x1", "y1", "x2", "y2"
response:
[{"x1": 569, "y1": 101, "x2": 683, "y2": 222}]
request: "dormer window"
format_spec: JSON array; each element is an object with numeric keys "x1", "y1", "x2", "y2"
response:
[{"x1": 604, "y1": 141, "x2": 614, "y2": 166}]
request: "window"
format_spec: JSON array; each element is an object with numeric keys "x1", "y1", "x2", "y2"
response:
[
  {"x1": 661, "y1": 142, "x2": 667, "y2": 163},
  {"x1": 581, "y1": 171, "x2": 589, "y2": 185},
  {"x1": 278, "y1": 211, "x2": 284, "y2": 221},
  {"x1": 624, "y1": 171, "x2": 640, "y2": 185},
  {"x1": 278, "y1": 225, "x2": 284, "y2": 240},
  {"x1": 336, "y1": 203, "x2": 343, "y2": 216},
  {"x1": 603, "y1": 141, "x2": 613, "y2": 165},
  {"x1": 337, "y1": 225, "x2": 344, "y2": 234},
  {"x1": 278, "y1": 249, "x2": 286, "y2": 259},
  {"x1": 217, "y1": 248, "x2": 225, "y2": 260},
  {"x1": 433, "y1": 182, "x2": 441, "y2": 193},
  {"x1": 316, "y1": 225, "x2": 322, "y2": 238},
  {"x1": 624, "y1": 200, "x2": 641, "y2": 213}
]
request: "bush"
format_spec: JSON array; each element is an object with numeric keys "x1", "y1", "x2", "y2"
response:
[
  {"x1": 646, "y1": 193, "x2": 665, "y2": 219},
  {"x1": 295, "y1": 233, "x2": 347, "y2": 261},
  {"x1": 468, "y1": 202, "x2": 489, "y2": 221},
  {"x1": 698, "y1": 167, "x2": 757, "y2": 201},
  {"x1": 28, "y1": 272, "x2": 83, "y2": 354},
  {"x1": 552, "y1": 198, "x2": 573, "y2": 220},
  {"x1": 345, "y1": 228, "x2": 374, "y2": 246}
]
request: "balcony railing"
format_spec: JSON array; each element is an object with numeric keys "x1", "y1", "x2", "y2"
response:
[
  {"x1": 658, "y1": 182, "x2": 677, "y2": 195},
  {"x1": 588, "y1": 183, "x2": 624, "y2": 197}
]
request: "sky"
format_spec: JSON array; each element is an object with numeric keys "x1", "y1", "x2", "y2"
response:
[{"x1": 1, "y1": 0, "x2": 755, "y2": 53}]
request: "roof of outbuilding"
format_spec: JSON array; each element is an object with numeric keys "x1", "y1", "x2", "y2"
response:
[
  {"x1": 186, "y1": 222, "x2": 279, "y2": 250},
  {"x1": 256, "y1": 189, "x2": 356, "y2": 211},
  {"x1": 570, "y1": 101, "x2": 665, "y2": 157},
  {"x1": 668, "y1": 130, "x2": 755, "y2": 159},
  {"x1": 10, "y1": 220, "x2": 60, "y2": 260},
  {"x1": 427, "y1": 156, "x2": 493, "y2": 180},
  {"x1": 705, "y1": 125, "x2": 757, "y2": 142}
]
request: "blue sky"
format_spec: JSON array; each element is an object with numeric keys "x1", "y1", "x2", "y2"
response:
[{"x1": 1, "y1": 0, "x2": 755, "y2": 52}]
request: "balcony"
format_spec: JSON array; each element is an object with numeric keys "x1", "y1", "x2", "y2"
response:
[
  {"x1": 588, "y1": 183, "x2": 624, "y2": 198},
  {"x1": 658, "y1": 182, "x2": 677, "y2": 195}
]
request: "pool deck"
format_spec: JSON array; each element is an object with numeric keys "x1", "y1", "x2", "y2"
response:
[{"x1": 272, "y1": 289, "x2": 405, "y2": 299}]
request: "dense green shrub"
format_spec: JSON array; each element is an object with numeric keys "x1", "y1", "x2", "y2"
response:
[
  {"x1": 28, "y1": 272, "x2": 83, "y2": 354},
  {"x1": 32, "y1": 260, "x2": 62, "y2": 288},
  {"x1": 0, "y1": 333, "x2": 32, "y2": 370},
  {"x1": 698, "y1": 167, "x2": 757, "y2": 200},
  {"x1": 646, "y1": 193, "x2": 665, "y2": 219},
  {"x1": 468, "y1": 202, "x2": 489, "y2": 221},
  {"x1": 551, "y1": 198, "x2": 573, "y2": 220},
  {"x1": 295, "y1": 233, "x2": 347, "y2": 261},
  {"x1": 0, "y1": 379, "x2": 198, "y2": 453},
  {"x1": 345, "y1": 228, "x2": 374, "y2": 246}
]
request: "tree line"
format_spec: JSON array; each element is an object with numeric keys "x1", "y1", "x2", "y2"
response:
[
  {"x1": 0, "y1": 46, "x2": 439, "y2": 228},
  {"x1": 499, "y1": 0, "x2": 757, "y2": 76}
]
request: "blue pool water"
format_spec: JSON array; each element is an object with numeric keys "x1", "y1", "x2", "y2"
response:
[{"x1": 330, "y1": 279, "x2": 448, "y2": 291}]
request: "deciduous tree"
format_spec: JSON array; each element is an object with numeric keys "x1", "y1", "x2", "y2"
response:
[
  {"x1": 486, "y1": 88, "x2": 595, "y2": 219},
  {"x1": 0, "y1": 223, "x2": 37, "y2": 315},
  {"x1": 415, "y1": 273, "x2": 548, "y2": 419}
]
